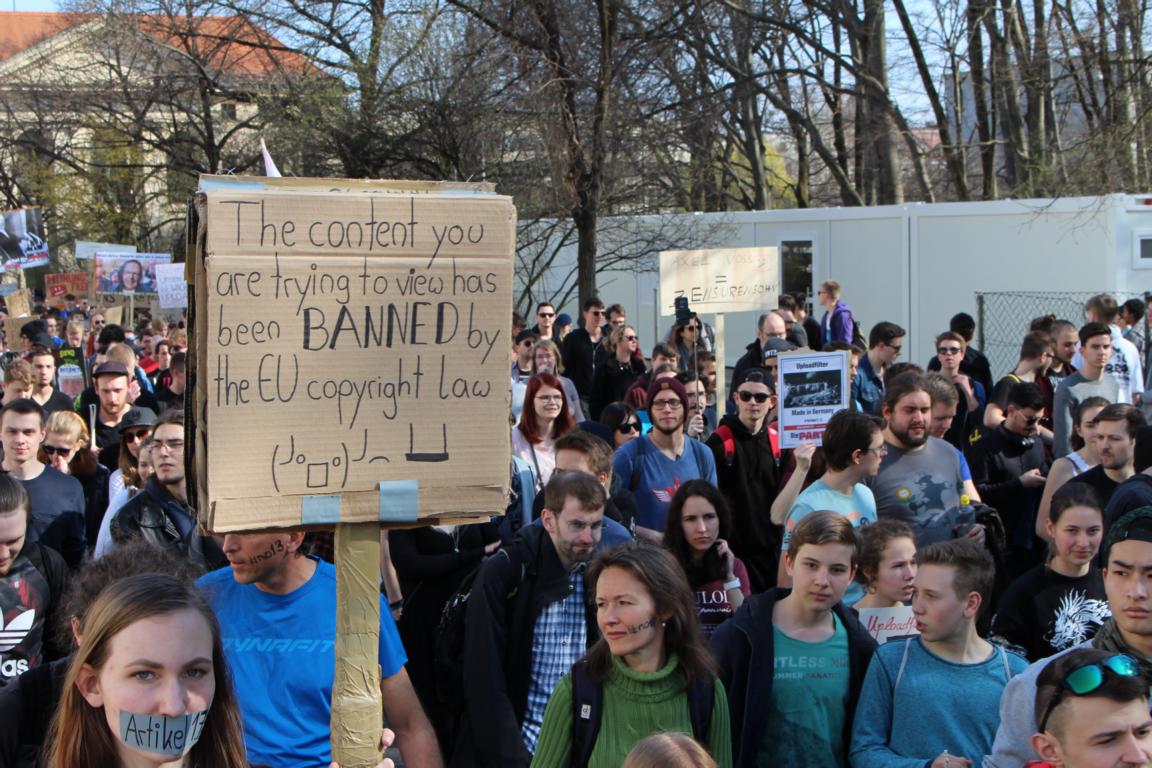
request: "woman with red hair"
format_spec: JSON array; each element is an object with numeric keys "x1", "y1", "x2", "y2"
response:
[{"x1": 513, "y1": 373, "x2": 575, "y2": 490}]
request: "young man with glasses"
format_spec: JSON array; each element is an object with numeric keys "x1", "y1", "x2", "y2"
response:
[
  {"x1": 613, "y1": 377, "x2": 716, "y2": 543},
  {"x1": 108, "y1": 413, "x2": 225, "y2": 570},
  {"x1": 560, "y1": 298, "x2": 608, "y2": 415},
  {"x1": 1028, "y1": 649, "x2": 1152, "y2": 768},
  {"x1": 777, "y1": 409, "x2": 883, "y2": 601},
  {"x1": 707, "y1": 368, "x2": 782, "y2": 592},
  {"x1": 966, "y1": 382, "x2": 1050, "y2": 576},
  {"x1": 853, "y1": 322, "x2": 905, "y2": 416},
  {"x1": 987, "y1": 506, "x2": 1152, "y2": 768}
]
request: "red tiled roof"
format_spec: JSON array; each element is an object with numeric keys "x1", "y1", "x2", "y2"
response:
[{"x1": 0, "y1": 11, "x2": 318, "y2": 76}]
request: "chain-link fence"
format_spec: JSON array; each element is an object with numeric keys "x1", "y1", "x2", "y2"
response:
[{"x1": 976, "y1": 291, "x2": 1151, "y2": 378}]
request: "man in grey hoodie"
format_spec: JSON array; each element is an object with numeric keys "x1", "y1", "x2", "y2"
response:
[{"x1": 984, "y1": 506, "x2": 1152, "y2": 767}]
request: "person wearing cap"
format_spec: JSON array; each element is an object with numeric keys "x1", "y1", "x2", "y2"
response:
[
  {"x1": 611, "y1": 377, "x2": 717, "y2": 542},
  {"x1": 0, "y1": 398, "x2": 86, "y2": 568},
  {"x1": 985, "y1": 506, "x2": 1152, "y2": 768},
  {"x1": 512, "y1": 329, "x2": 539, "y2": 385},
  {"x1": 729, "y1": 313, "x2": 791, "y2": 413},
  {"x1": 90, "y1": 361, "x2": 141, "y2": 473},
  {"x1": 553, "y1": 312, "x2": 573, "y2": 341},
  {"x1": 706, "y1": 367, "x2": 783, "y2": 592},
  {"x1": 108, "y1": 411, "x2": 225, "y2": 570}
]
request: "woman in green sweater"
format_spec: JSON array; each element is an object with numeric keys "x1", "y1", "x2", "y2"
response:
[{"x1": 531, "y1": 541, "x2": 733, "y2": 768}]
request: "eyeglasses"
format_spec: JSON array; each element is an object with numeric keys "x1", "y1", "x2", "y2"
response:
[
  {"x1": 650, "y1": 399, "x2": 683, "y2": 411},
  {"x1": 535, "y1": 394, "x2": 564, "y2": 403},
  {"x1": 123, "y1": 429, "x2": 149, "y2": 441},
  {"x1": 737, "y1": 391, "x2": 771, "y2": 403},
  {"x1": 623, "y1": 334, "x2": 638, "y2": 342},
  {"x1": 686, "y1": 325, "x2": 701, "y2": 331},
  {"x1": 589, "y1": 310, "x2": 605, "y2": 317},
  {"x1": 41, "y1": 444, "x2": 72, "y2": 456},
  {"x1": 1038, "y1": 655, "x2": 1141, "y2": 733},
  {"x1": 1024, "y1": 415, "x2": 1042, "y2": 426},
  {"x1": 617, "y1": 422, "x2": 640, "y2": 434},
  {"x1": 937, "y1": 346, "x2": 962, "y2": 355},
  {"x1": 153, "y1": 439, "x2": 185, "y2": 453},
  {"x1": 538, "y1": 312, "x2": 555, "y2": 318}
]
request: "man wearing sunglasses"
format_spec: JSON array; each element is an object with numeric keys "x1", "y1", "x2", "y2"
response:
[
  {"x1": 529, "y1": 302, "x2": 556, "y2": 341},
  {"x1": 560, "y1": 298, "x2": 608, "y2": 415},
  {"x1": 706, "y1": 368, "x2": 781, "y2": 593},
  {"x1": 966, "y1": 382, "x2": 1049, "y2": 577},
  {"x1": 1028, "y1": 649, "x2": 1152, "y2": 768},
  {"x1": 986, "y1": 507, "x2": 1152, "y2": 767}
]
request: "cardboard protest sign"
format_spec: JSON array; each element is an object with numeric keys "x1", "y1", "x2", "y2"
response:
[
  {"x1": 777, "y1": 349, "x2": 850, "y2": 448},
  {"x1": 5, "y1": 289, "x2": 31, "y2": 318},
  {"x1": 4, "y1": 317, "x2": 25, "y2": 347},
  {"x1": 658, "y1": 246, "x2": 779, "y2": 316},
  {"x1": 154, "y1": 263, "x2": 188, "y2": 308},
  {"x1": 191, "y1": 179, "x2": 515, "y2": 532},
  {"x1": 0, "y1": 208, "x2": 49, "y2": 272},
  {"x1": 856, "y1": 605, "x2": 919, "y2": 644},
  {"x1": 92, "y1": 252, "x2": 171, "y2": 295},
  {"x1": 75, "y1": 241, "x2": 135, "y2": 260},
  {"x1": 45, "y1": 272, "x2": 90, "y2": 302},
  {"x1": 102, "y1": 305, "x2": 124, "y2": 326}
]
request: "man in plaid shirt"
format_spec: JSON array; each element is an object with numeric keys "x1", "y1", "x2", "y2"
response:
[{"x1": 452, "y1": 471, "x2": 606, "y2": 768}]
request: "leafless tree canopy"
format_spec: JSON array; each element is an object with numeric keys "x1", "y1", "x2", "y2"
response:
[{"x1": 0, "y1": 0, "x2": 1148, "y2": 301}]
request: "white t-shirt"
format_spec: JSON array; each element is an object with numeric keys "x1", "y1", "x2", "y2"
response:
[{"x1": 1073, "y1": 325, "x2": 1144, "y2": 403}]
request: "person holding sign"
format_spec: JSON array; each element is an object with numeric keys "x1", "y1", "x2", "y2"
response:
[
  {"x1": 201, "y1": 529, "x2": 439, "y2": 768},
  {"x1": 44, "y1": 573, "x2": 249, "y2": 768},
  {"x1": 778, "y1": 410, "x2": 883, "y2": 603}
]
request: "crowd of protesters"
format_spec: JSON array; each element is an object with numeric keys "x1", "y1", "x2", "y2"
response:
[{"x1": 0, "y1": 284, "x2": 1151, "y2": 768}]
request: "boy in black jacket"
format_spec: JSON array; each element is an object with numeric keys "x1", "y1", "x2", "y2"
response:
[{"x1": 712, "y1": 511, "x2": 876, "y2": 768}]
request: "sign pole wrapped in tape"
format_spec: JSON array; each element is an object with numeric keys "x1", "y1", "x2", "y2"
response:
[{"x1": 188, "y1": 176, "x2": 515, "y2": 766}]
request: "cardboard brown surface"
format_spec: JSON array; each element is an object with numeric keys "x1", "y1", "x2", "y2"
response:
[
  {"x1": 45, "y1": 272, "x2": 90, "y2": 302},
  {"x1": 330, "y1": 523, "x2": 384, "y2": 767},
  {"x1": 6, "y1": 289, "x2": 30, "y2": 318},
  {"x1": 658, "y1": 246, "x2": 779, "y2": 316},
  {"x1": 4, "y1": 317, "x2": 25, "y2": 347},
  {"x1": 193, "y1": 181, "x2": 514, "y2": 531}
]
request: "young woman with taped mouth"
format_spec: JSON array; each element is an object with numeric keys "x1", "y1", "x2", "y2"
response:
[{"x1": 44, "y1": 572, "x2": 395, "y2": 768}]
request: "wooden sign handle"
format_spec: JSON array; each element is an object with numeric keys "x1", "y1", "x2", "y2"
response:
[{"x1": 331, "y1": 522, "x2": 384, "y2": 768}]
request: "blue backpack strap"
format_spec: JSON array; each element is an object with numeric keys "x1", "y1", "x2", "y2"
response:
[
  {"x1": 569, "y1": 659, "x2": 602, "y2": 768},
  {"x1": 686, "y1": 678, "x2": 715, "y2": 745}
]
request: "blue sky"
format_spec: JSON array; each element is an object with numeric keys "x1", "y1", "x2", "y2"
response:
[{"x1": 9, "y1": 0, "x2": 61, "y2": 9}]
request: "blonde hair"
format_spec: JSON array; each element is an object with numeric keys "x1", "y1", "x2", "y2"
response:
[
  {"x1": 4, "y1": 359, "x2": 33, "y2": 388},
  {"x1": 820, "y1": 280, "x2": 841, "y2": 300},
  {"x1": 621, "y1": 733, "x2": 718, "y2": 768},
  {"x1": 46, "y1": 410, "x2": 88, "y2": 448},
  {"x1": 104, "y1": 342, "x2": 137, "y2": 369}
]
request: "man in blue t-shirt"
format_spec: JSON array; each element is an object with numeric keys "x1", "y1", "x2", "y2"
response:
[
  {"x1": 199, "y1": 530, "x2": 442, "y2": 768},
  {"x1": 612, "y1": 377, "x2": 717, "y2": 541}
]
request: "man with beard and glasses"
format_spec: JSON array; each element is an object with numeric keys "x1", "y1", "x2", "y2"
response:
[
  {"x1": 871, "y1": 372, "x2": 986, "y2": 548},
  {"x1": 612, "y1": 377, "x2": 717, "y2": 543}
]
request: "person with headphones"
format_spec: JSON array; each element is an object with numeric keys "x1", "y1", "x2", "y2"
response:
[{"x1": 965, "y1": 382, "x2": 1049, "y2": 580}]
